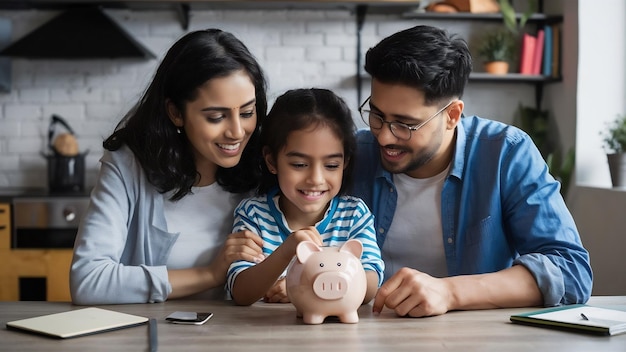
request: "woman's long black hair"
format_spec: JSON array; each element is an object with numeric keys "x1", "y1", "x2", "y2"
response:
[{"x1": 104, "y1": 29, "x2": 267, "y2": 200}]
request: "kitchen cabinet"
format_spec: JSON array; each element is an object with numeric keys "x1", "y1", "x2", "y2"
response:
[
  {"x1": 0, "y1": 201, "x2": 73, "y2": 302},
  {"x1": 0, "y1": 249, "x2": 73, "y2": 301},
  {"x1": 0, "y1": 203, "x2": 9, "y2": 249},
  {"x1": 0, "y1": 202, "x2": 14, "y2": 300}
]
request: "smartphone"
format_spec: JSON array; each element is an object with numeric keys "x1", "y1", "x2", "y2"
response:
[{"x1": 165, "y1": 311, "x2": 213, "y2": 325}]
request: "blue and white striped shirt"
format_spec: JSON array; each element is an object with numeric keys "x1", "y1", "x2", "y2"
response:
[{"x1": 226, "y1": 187, "x2": 384, "y2": 296}]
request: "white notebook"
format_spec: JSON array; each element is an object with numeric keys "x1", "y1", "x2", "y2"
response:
[{"x1": 6, "y1": 307, "x2": 149, "y2": 338}]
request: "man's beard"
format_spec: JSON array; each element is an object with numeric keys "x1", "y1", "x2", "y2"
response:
[
  {"x1": 380, "y1": 146, "x2": 437, "y2": 174},
  {"x1": 379, "y1": 129, "x2": 442, "y2": 175}
]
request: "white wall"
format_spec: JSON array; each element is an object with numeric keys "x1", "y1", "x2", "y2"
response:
[
  {"x1": 576, "y1": 0, "x2": 626, "y2": 188},
  {"x1": 0, "y1": 8, "x2": 533, "y2": 188},
  {"x1": 570, "y1": 0, "x2": 626, "y2": 295}
]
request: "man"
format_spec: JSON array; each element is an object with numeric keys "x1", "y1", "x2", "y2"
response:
[{"x1": 353, "y1": 25, "x2": 592, "y2": 317}]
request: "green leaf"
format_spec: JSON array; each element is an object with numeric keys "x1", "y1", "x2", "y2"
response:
[
  {"x1": 600, "y1": 114, "x2": 626, "y2": 153},
  {"x1": 498, "y1": 0, "x2": 538, "y2": 35},
  {"x1": 519, "y1": 0, "x2": 537, "y2": 29},
  {"x1": 498, "y1": 0, "x2": 517, "y2": 34}
]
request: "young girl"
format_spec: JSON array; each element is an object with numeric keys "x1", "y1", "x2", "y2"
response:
[
  {"x1": 226, "y1": 88, "x2": 384, "y2": 306},
  {"x1": 70, "y1": 29, "x2": 267, "y2": 304}
]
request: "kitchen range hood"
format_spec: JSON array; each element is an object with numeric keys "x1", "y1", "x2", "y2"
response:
[{"x1": 0, "y1": 7, "x2": 155, "y2": 59}]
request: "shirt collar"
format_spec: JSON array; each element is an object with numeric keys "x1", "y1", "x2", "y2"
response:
[{"x1": 449, "y1": 116, "x2": 466, "y2": 180}]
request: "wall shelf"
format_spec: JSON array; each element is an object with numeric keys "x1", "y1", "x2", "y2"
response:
[
  {"x1": 0, "y1": 1, "x2": 421, "y2": 12},
  {"x1": 469, "y1": 73, "x2": 561, "y2": 83},
  {"x1": 354, "y1": 4, "x2": 563, "y2": 109},
  {"x1": 0, "y1": 1, "x2": 562, "y2": 108},
  {"x1": 399, "y1": 11, "x2": 563, "y2": 24}
]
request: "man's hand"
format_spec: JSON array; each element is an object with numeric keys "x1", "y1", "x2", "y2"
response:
[{"x1": 372, "y1": 267, "x2": 453, "y2": 317}]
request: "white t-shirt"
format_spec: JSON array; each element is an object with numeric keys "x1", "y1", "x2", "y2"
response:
[
  {"x1": 164, "y1": 183, "x2": 243, "y2": 299},
  {"x1": 382, "y1": 166, "x2": 449, "y2": 280}
]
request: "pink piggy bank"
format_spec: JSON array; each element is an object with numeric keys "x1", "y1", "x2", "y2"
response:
[{"x1": 285, "y1": 239, "x2": 367, "y2": 324}]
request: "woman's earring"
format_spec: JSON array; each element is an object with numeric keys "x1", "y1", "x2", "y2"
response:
[{"x1": 176, "y1": 128, "x2": 181, "y2": 134}]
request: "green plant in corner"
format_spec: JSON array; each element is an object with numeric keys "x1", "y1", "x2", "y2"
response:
[{"x1": 600, "y1": 114, "x2": 626, "y2": 154}]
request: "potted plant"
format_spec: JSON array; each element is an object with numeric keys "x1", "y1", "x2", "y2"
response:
[
  {"x1": 477, "y1": 29, "x2": 516, "y2": 74},
  {"x1": 600, "y1": 114, "x2": 626, "y2": 188}
]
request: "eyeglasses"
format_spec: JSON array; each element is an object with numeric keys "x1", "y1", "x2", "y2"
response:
[{"x1": 359, "y1": 97, "x2": 455, "y2": 141}]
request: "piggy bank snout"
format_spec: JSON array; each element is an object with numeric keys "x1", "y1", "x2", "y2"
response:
[{"x1": 312, "y1": 271, "x2": 350, "y2": 300}]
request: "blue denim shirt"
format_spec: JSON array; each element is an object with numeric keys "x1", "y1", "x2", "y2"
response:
[{"x1": 353, "y1": 115, "x2": 592, "y2": 306}]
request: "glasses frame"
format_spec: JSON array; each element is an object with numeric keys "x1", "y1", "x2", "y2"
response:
[{"x1": 359, "y1": 97, "x2": 456, "y2": 141}]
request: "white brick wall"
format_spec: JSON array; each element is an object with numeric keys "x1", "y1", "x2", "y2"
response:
[{"x1": 0, "y1": 8, "x2": 533, "y2": 188}]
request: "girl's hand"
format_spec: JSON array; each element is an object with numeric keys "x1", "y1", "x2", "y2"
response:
[
  {"x1": 263, "y1": 276, "x2": 290, "y2": 303},
  {"x1": 280, "y1": 226, "x2": 323, "y2": 260}
]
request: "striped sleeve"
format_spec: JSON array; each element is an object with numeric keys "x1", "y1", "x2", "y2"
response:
[
  {"x1": 329, "y1": 196, "x2": 384, "y2": 286},
  {"x1": 226, "y1": 196, "x2": 287, "y2": 297},
  {"x1": 226, "y1": 198, "x2": 262, "y2": 297}
]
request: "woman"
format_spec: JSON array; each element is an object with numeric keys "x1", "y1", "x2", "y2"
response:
[{"x1": 70, "y1": 29, "x2": 267, "y2": 304}]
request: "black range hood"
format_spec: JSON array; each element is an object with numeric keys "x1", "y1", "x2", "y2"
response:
[{"x1": 0, "y1": 7, "x2": 155, "y2": 59}]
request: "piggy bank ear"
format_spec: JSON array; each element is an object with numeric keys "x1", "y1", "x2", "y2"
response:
[
  {"x1": 296, "y1": 241, "x2": 323, "y2": 263},
  {"x1": 339, "y1": 239, "x2": 363, "y2": 259}
]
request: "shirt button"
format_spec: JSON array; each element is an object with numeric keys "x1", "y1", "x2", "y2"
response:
[
  {"x1": 378, "y1": 228, "x2": 385, "y2": 234},
  {"x1": 389, "y1": 187, "x2": 394, "y2": 193},
  {"x1": 447, "y1": 238, "x2": 453, "y2": 244}
]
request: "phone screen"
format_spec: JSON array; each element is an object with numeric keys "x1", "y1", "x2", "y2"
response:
[{"x1": 165, "y1": 311, "x2": 213, "y2": 325}]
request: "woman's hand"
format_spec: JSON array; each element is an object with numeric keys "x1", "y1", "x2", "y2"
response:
[
  {"x1": 169, "y1": 230, "x2": 264, "y2": 299},
  {"x1": 220, "y1": 230, "x2": 265, "y2": 265},
  {"x1": 209, "y1": 230, "x2": 264, "y2": 286}
]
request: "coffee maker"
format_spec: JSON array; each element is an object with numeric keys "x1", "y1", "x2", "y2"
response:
[{"x1": 43, "y1": 114, "x2": 88, "y2": 193}]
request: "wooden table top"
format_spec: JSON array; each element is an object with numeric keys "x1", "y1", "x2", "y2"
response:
[{"x1": 1, "y1": 296, "x2": 625, "y2": 351}]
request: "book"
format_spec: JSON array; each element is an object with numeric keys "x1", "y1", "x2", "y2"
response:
[
  {"x1": 542, "y1": 25, "x2": 553, "y2": 76},
  {"x1": 510, "y1": 305, "x2": 626, "y2": 336},
  {"x1": 531, "y1": 29, "x2": 545, "y2": 75},
  {"x1": 6, "y1": 307, "x2": 149, "y2": 339},
  {"x1": 519, "y1": 33, "x2": 536, "y2": 75}
]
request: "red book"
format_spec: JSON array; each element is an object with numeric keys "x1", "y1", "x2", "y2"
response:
[
  {"x1": 531, "y1": 29, "x2": 545, "y2": 75},
  {"x1": 519, "y1": 33, "x2": 536, "y2": 75}
]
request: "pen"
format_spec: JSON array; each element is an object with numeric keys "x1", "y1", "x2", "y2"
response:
[
  {"x1": 579, "y1": 312, "x2": 624, "y2": 326},
  {"x1": 149, "y1": 318, "x2": 158, "y2": 352}
]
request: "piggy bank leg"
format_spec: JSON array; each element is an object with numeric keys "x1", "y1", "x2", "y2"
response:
[
  {"x1": 302, "y1": 313, "x2": 326, "y2": 325},
  {"x1": 338, "y1": 311, "x2": 359, "y2": 324}
]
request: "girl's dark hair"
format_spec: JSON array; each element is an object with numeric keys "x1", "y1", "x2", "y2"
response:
[
  {"x1": 365, "y1": 25, "x2": 472, "y2": 105},
  {"x1": 258, "y1": 88, "x2": 356, "y2": 195},
  {"x1": 103, "y1": 29, "x2": 267, "y2": 200}
]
